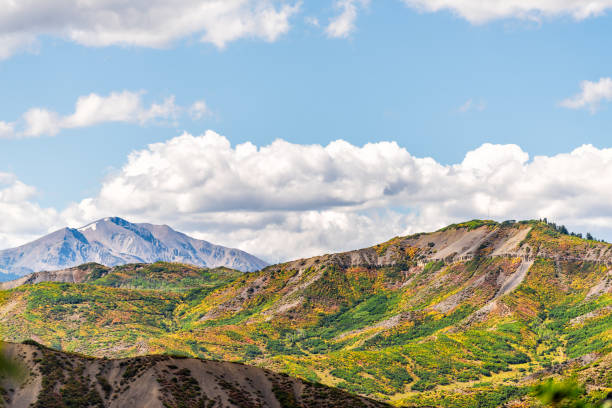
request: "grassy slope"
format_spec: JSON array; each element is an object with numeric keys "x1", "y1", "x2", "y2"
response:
[{"x1": 0, "y1": 221, "x2": 610, "y2": 407}]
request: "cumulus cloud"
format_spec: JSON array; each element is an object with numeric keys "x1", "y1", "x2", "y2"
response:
[
  {"x1": 54, "y1": 131, "x2": 612, "y2": 261},
  {"x1": 0, "y1": 173, "x2": 62, "y2": 249},
  {"x1": 2, "y1": 91, "x2": 204, "y2": 138},
  {"x1": 326, "y1": 0, "x2": 369, "y2": 38},
  {"x1": 0, "y1": 0, "x2": 300, "y2": 59},
  {"x1": 401, "y1": 0, "x2": 612, "y2": 23},
  {"x1": 560, "y1": 77, "x2": 612, "y2": 112},
  {"x1": 6, "y1": 131, "x2": 612, "y2": 261}
]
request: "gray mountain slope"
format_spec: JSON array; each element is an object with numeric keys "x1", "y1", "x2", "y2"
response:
[{"x1": 0, "y1": 217, "x2": 267, "y2": 276}]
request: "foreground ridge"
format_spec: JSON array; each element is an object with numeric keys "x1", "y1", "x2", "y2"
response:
[{"x1": 0, "y1": 341, "x2": 390, "y2": 408}]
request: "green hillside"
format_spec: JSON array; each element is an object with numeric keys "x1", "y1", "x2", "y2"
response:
[{"x1": 1, "y1": 220, "x2": 610, "y2": 407}]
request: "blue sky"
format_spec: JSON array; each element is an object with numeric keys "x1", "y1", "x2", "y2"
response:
[{"x1": 2, "y1": 0, "x2": 612, "y2": 261}]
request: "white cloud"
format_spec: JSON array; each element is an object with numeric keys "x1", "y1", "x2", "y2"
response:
[
  {"x1": 0, "y1": 33, "x2": 37, "y2": 60},
  {"x1": 326, "y1": 0, "x2": 369, "y2": 38},
  {"x1": 189, "y1": 100, "x2": 210, "y2": 120},
  {"x1": 0, "y1": 121, "x2": 15, "y2": 138},
  {"x1": 4, "y1": 91, "x2": 203, "y2": 138},
  {"x1": 305, "y1": 16, "x2": 320, "y2": 27},
  {"x1": 55, "y1": 132, "x2": 612, "y2": 261},
  {"x1": 22, "y1": 108, "x2": 62, "y2": 137},
  {"x1": 560, "y1": 77, "x2": 612, "y2": 112},
  {"x1": 0, "y1": 0, "x2": 300, "y2": 59},
  {"x1": 0, "y1": 173, "x2": 62, "y2": 249},
  {"x1": 458, "y1": 98, "x2": 486, "y2": 113},
  {"x1": 63, "y1": 92, "x2": 177, "y2": 128},
  {"x1": 401, "y1": 0, "x2": 612, "y2": 23}
]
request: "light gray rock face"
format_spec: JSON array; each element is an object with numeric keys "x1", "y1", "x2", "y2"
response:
[{"x1": 0, "y1": 217, "x2": 268, "y2": 276}]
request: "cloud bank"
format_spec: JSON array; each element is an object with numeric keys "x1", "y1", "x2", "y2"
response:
[
  {"x1": 1, "y1": 0, "x2": 611, "y2": 57},
  {"x1": 0, "y1": 0, "x2": 300, "y2": 59},
  {"x1": 4, "y1": 132, "x2": 612, "y2": 261},
  {"x1": 16, "y1": 132, "x2": 611, "y2": 261}
]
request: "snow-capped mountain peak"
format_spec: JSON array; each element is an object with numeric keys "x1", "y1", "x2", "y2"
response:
[{"x1": 0, "y1": 217, "x2": 268, "y2": 276}]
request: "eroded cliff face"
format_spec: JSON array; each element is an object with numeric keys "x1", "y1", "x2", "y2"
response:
[{"x1": 288, "y1": 221, "x2": 612, "y2": 271}]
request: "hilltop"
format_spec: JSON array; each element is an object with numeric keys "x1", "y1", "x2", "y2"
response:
[
  {"x1": 0, "y1": 220, "x2": 610, "y2": 407},
  {"x1": 0, "y1": 217, "x2": 268, "y2": 276},
  {"x1": 0, "y1": 262, "x2": 241, "y2": 292}
]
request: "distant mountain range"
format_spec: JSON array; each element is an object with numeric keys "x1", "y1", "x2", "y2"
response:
[{"x1": 0, "y1": 217, "x2": 267, "y2": 276}]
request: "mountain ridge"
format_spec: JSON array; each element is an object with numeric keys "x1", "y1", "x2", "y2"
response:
[{"x1": 0, "y1": 217, "x2": 268, "y2": 276}]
